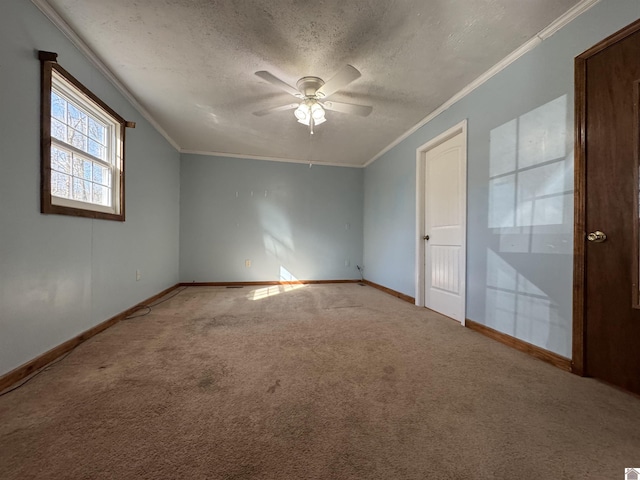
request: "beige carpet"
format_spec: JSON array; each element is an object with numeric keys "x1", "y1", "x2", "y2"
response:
[{"x1": 1, "y1": 284, "x2": 639, "y2": 479}]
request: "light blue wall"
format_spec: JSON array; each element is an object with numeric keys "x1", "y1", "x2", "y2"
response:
[
  {"x1": 180, "y1": 155, "x2": 363, "y2": 282},
  {"x1": 4, "y1": 0, "x2": 638, "y2": 377},
  {"x1": 363, "y1": 0, "x2": 640, "y2": 358},
  {"x1": 363, "y1": 143, "x2": 416, "y2": 296},
  {"x1": 0, "y1": 0, "x2": 180, "y2": 376}
]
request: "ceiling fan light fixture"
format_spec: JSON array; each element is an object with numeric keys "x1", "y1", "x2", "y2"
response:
[
  {"x1": 294, "y1": 102, "x2": 311, "y2": 123},
  {"x1": 311, "y1": 102, "x2": 325, "y2": 122},
  {"x1": 253, "y1": 66, "x2": 372, "y2": 130},
  {"x1": 295, "y1": 100, "x2": 326, "y2": 127}
]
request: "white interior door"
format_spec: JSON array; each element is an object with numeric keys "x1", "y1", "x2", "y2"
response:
[{"x1": 424, "y1": 131, "x2": 466, "y2": 322}]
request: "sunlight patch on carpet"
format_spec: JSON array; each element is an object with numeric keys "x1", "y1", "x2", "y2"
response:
[
  {"x1": 248, "y1": 265, "x2": 306, "y2": 300},
  {"x1": 249, "y1": 283, "x2": 306, "y2": 301}
]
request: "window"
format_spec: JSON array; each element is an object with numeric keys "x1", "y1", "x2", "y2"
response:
[{"x1": 39, "y1": 51, "x2": 133, "y2": 221}]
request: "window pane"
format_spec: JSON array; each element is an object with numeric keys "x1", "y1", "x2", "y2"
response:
[
  {"x1": 51, "y1": 92, "x2": 66, "y2": 122},
  {"x1": 92, "y1": 164, "x2": 110, "y2": 186},
  {"x1": 51, "y1": 147, "x2": 71, "y2": 174},
  {"x1": 88, "y1": 118, "x2": 105, "y2": 145},
  {"x1": 51, "y1": 118, "x2": 67, "y2": 142},
  {"x1": 67, "y1": 103, "x2": 87, "y2": 134},
  {"x1": 82, "y1": 159, "x2": 92, "y2": 180},
  {"x1": 92, "y1": 184, "x2": 111, "y2": 206},
  {"x1": 88, "y1": 139, "x2": 105, "y2": 160},
  {"x1": 72, "y1": 156, "x2": 82, "y2": 178},
  {"x1": 51, "y1": 172, "x2": 71, "y2": 198},
  {"x1": 73, "y1": 178, "x2": 91, "y2": 202},
  {"x1": 68, "y1": 130, "x2": 88, "y2": 152}
]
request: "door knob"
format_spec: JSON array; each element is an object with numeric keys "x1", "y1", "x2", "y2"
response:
[
  {"x1": 587, "y1": 230, "x2": 607, "y2": 243},
  {"x1": 423, "y1": 235, "x2": 430, "y2": 241}
]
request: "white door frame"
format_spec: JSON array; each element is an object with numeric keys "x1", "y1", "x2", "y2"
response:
[{"x1": 415, "y1": 119, "x2": 467, "y2": 324}]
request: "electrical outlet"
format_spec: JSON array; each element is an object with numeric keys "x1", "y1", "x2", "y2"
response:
[
  {"x1": 245, "y1": 259, "x2": 251, "y2": 268},
  {"x1": 136, "y1": 269, "x2": 141, "y2": 281},
  {"x1": 345, "y1": 259, "x2": 350, "y2": 267}
]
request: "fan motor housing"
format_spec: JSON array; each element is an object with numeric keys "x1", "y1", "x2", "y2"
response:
[{"x1": 296, "y1": 76, "x2": 325, "y2": 98}]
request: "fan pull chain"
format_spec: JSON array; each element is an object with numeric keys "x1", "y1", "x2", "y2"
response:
[{"x1": 307, "y1": 120, "x2": 313, "y2": 168}]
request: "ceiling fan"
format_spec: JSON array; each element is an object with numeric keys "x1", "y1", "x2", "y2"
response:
[{"x1": 253, "y1": 65, "x2": 373, "y2": 134}]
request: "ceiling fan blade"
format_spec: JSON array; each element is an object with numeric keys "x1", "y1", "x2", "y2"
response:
[
  {"x1": 253, "y1": 103, "x2": 299, "y2": 117},
  {"x1": 322, "y1": 101, "x2": 372, "y2": 117},
  {"x1": 255, "y1": 71, "x2": 301, "y2": 97},
  {"x1": 316, "y1": 65, "x2": 361, "y2": 98}
]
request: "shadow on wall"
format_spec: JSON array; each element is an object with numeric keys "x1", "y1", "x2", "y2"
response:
[{"x1": 485, "y1": 95, "x2": 572, "y2": 356}]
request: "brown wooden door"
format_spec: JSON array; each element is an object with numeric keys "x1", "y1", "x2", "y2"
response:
[{"x1": 577, "y1": 21, "x2": 640, "y2": 394}]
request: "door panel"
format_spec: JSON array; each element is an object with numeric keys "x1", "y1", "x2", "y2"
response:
[
  {"x1": 582, "y1": 25, "x2": 640, "y2": 393},
  {"x1": 425, "y1": 132, "x2": 465, "y2": 321},
  {"x1": 430, "y1": 245, "x2": 461, "y2": 295}
]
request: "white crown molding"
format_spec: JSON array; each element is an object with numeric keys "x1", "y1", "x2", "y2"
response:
[
  {"x1": 180, "y1": 150, "x2": 364, "y2": 169},
  {"x1": 31, "y1": 0, "x2": 181, "y2": 152},
  {"x1": 363, "y1": 0, "x2": 600, "y2": 168},
  {"x1": 538, "y1": 0, "x2": 600, "y2": 39}
]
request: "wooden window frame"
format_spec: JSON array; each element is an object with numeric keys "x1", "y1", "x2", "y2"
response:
[{"x1": 39, "y1": 51, "x2": 132, "y2": 221}]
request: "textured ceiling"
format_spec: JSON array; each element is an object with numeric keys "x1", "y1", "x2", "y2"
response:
[{"x1": 43, "y1": 0, "x2": 582, "y2": 166}]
